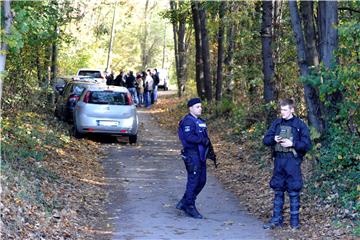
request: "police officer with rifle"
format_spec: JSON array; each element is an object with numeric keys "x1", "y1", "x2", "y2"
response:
[{"x1": 176, "y1": 98, "x2": 217, "y2": 219}]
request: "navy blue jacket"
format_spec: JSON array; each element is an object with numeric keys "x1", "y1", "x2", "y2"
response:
[
  {"x1": 263, "y1": 116, "x2": 312, "y2": 159},
  {"x1": 178, "y1": 114, "x2": 209, "y2": 161}
]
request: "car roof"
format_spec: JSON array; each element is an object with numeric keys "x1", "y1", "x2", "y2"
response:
[
  {"x1": 85, "y1": 85, "x2": 129, "y2": 93},
  {"x1": 67, "y1": 81, "x2": 99, "y2": 86},
  {"x1": 77, "y1": 68, "x2": 104, "y2": 72}
]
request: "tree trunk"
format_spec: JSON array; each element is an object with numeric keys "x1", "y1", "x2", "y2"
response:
[
  {"x1": 261, "y1": 0, "x2": 277, "y2": 125},
  {"x1": 215, "y1": 1, "x2": 226, "y2": 102},
  {"x1": 0, "y1": 0, "x2": 13, "y2": 105},
  {"x1": 289, "y1": 0, "x2": 324, "y2": 133},
  {"x1": 141, "y1": 0, "x2": 150, "y2": 69},
  {"x1": 318, "y1": 1, "x2": 342, "y2": 120},
  {"x1": 177, "y1": 1, "x2": 187, "y2": 97},
  {"x1": 49, "y1": 26, "x2": 59, "y2": 105},
  {"x1": 191, "y1": 2, "x2": 204, "y2": 99},
  {"x1": 199, "y1": 2, "x2": 212, "y2": 102},
  {"x1": 170, "y1": 1, "x2": 180, "y2": 97},
  {"x1": 224, "y1": 1, "x2": 237, "y2": 97}
]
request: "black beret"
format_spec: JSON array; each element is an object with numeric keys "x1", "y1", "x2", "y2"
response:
[{"x1": 187, "y1": 98, "x2": 201, "y2": 107}]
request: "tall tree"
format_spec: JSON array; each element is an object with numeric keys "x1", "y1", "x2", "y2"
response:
[
  {"x1": 0, "y1": 0, "x2": 13, "y2": 104},
  {"x1": 141, "y1": 0, "x2": 150, "y2": 69},
  {"x1": 318, "y1": 1, "x2": 342, "y2": 120},
  {"x1": 198, "y1": 2, "x2": 212, "y2": 102},
  {"x1": 289, "y1": 0, "x2": 324, "y2": 133},
  {"x1": 261, "y1": 0, "x2": 277, "y2": 125},
  {"x1": 191, "y1": 1, "x2": 204, "y2": 99},
  {"x1": 215, "y1": 1, "x2": 226, "y2": 102},
  {"x1": 170, "y1": 0, "x2": 188, "y2": 97},
  {"x1": 223, "y1": 1, "x2": 237, "y2": 97}
]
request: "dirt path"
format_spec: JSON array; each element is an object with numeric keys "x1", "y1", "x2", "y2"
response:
[{"x1": 95, "y1": 105, "x2": 273, "y2": 240}]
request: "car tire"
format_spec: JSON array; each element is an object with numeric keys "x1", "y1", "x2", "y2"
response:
[
  {"x1": 72, "y1": 126, "x2": 83, "y2": 139},
  {"x1": 129, "y1": 134, "x2": 137, "y2": 144}
]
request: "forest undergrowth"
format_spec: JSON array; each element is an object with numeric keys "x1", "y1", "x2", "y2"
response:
[
  {"x1": 151, "y1": 93, "x2": 358, "y2": 240},
  {"x1": 1, "y1": 110, "x2": 108, "y2": 239}
]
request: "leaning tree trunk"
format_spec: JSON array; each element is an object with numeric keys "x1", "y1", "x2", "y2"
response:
[
  {"x1": 289, "y1": 0, "x2": 324, "y2": 133},
  {"x1": 198, "y1": 2, "x2": 212, "y2": 102},
  {"x1": 191, "y1": 1, "x2": 204, "y2": 99},
  {"x1": 0, "y1": 0, "x2": 13, "y2": 105},
  {"x1": 318, "y1": 0, "x2": 341, "y2": 122},
  {"x1": 261, "y1": 0, "x2": 277, "y2": 126},
  {"x1": 215, "y1": 1, "x2": 226, "y2": 102}
]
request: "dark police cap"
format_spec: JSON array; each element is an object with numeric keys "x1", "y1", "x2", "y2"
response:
[{"x1": 187, "y1": 98, "x2": 201, "y2": 107}]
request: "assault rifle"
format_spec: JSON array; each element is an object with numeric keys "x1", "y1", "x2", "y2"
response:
[{"x1": 206, "y1": 141, "x2": 218, "y2": 168}]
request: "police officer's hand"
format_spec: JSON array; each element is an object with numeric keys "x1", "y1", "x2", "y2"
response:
[
  {"x1": 279, "y1": 138, "x2": 293, "y2": 148},
  {"x1": 274, "y1": 136, "x2": 283, "y2": 143}
]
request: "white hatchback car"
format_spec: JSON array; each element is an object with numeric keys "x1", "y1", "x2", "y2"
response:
[{"x1": 73, "y1": 85, "x2": 138, "y2": 143}]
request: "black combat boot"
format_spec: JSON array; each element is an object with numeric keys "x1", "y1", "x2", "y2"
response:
[
  {"x1": 289, "y1": 191, "x2": 300, "y2": 229},
  {"x1": 176, "y1": 198, "x2": 185, "y2": 211},
  {"x1": 184, "y1": 205, "x2": 203, "y2": 219},
  {"x1": 263, "y1": 191, "x2": 284, "y2": 229}
]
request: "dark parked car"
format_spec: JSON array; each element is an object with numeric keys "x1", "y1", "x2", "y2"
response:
[{"x1": 55, "y1": 81, "x2": 97, "y2": 121}]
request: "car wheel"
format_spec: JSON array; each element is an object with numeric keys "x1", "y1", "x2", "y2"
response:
[
  {"x1": 72, "y1": 126, "x2": 83, "y2": 139},
  {"x1": 129, "y1": 134, "x2": 137, "y2": 144}
]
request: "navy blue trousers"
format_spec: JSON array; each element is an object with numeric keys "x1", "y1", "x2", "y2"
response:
[
  {"x1": 270, "y1": 153, "x2": 303, "y2": 192},
  {"x1": 182, "y1": 154, "x2": 207, "y2": 206}
]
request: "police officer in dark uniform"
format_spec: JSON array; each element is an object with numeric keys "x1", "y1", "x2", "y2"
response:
[
  {"x1": 263, "y1": 98, "x2": 312, "y2": 229},
  {"x1": 176, "y1": 98, "x2": 212, "y2": 219}
]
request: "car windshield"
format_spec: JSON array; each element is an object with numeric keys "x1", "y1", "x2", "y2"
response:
[
  {"x1": 88, "y1": 91, "x2": 129, "y2": 105},
  {"x1": 78, "y1": 71, "x2": 102, "y2": 78}
]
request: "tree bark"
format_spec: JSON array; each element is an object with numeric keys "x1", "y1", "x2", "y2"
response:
[
  {"x1": 177, "y1": 1, "x2": 187, "y2": 97},
  {"x1": 49, "y1": 26, "x2": 59, "y2": 105},
  {"x1": 170, "y1": 1, "x2": 180, "y2": 96},
  {"x1": 261, "y1": 0, "x2": 277, "y2": 125},
  {"x1": 289, "y1": 0, "x2": 324, "y2": 133},
  {"x1": 215, "y1": 1, "x2": 226, "y2": 102},
  {"x1": 0, "y1": 0, "x2": 13, "y2": 105},
  {"x1": 141, "y1": 0, "x2": 150, "y2": 69},
  {"x1": 318, "y1": 1, "x2": 342, "y2": 120},
  {"x1": 224, "y1": 1, "x2": 237, "y2": 97},
  {"x1": 199, "y1": 2, "x2": 212, "y2": 102},
  {"x1": 191, "y1": 2, "x2": 204, "y2": 99}
]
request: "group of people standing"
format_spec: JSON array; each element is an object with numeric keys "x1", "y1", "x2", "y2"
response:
[{"x1": 105, "y1": 68, "x2": 160, "y2": 108}]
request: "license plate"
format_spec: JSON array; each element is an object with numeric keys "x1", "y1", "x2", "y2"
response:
[{"x1": 98, "y1": 120, "x2": 119, "y2": 127}]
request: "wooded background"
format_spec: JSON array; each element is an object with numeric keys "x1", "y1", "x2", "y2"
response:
[{"x1": 1, "y1": 0, "x2": 359, "y2": 237}]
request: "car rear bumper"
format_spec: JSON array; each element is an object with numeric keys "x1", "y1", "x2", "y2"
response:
[{"x1": 75, "y1": 115, "x2": 138, "y2": 135}]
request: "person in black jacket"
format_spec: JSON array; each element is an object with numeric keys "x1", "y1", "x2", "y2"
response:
[
  {"x1": 125, "y1": 71, "x2": 138, "y2": 105},
  {"x1": 263, "y1": 98, "x2": 312, "y2": 230}
]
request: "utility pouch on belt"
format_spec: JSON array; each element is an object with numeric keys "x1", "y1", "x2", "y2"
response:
[{"x1": 275, "y1": 125, "x2": 298, "y2": 157}]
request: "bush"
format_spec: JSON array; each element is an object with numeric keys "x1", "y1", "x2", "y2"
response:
[{"x1": 309, "y1": 122, "x2": 360, "y2": 216}]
